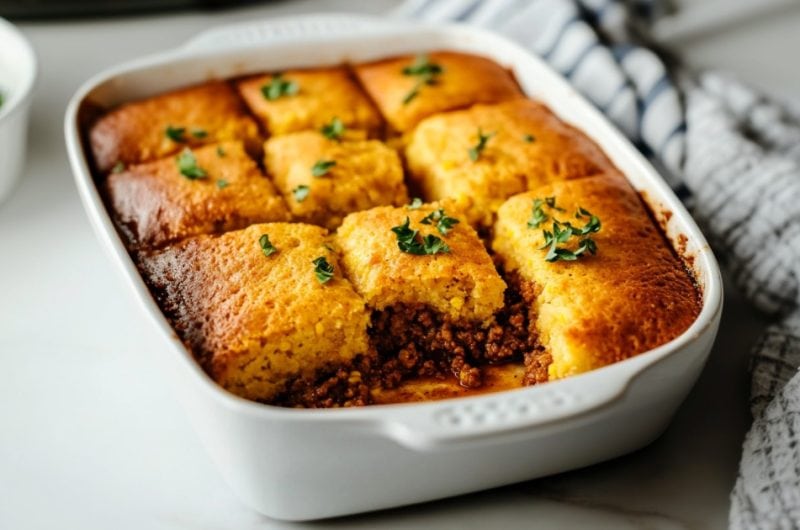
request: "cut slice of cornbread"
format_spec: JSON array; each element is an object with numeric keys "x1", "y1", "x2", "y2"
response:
[
  {"x1": 90, "y1": 81, "x2": 261, "y2": 173},
  {"x1": 336, "y1": 203, "x2": 506, "y2": 324},
  {"x1": 354, "y1": 51, "x2": 523, "y2": 132},
  {"x1": 139, "y1": 223, "x2": 371, "y2": 402},
  {"x1": 492, "y1": 174, "x2": 701, "y2": 380},
  {"x1": 264, "y1": 131, "x2": 408, "y2": 229},
  {"x1": 106, "y1": 141, "x2": 289, "y2": 249},
  {"x1": 405, "y1": 99, "x2": 615, "y2": 226},
  {"x1": 236, "y1": 67, "x2": 383, "y2": 137}
]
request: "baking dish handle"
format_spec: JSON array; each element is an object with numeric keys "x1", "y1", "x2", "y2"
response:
[
  {"x1": 180, "y1": 13, "x2": 404, "y2": 53},
  {"x1": 380, "y1": 363, "x2": 641, "y2": 451}
]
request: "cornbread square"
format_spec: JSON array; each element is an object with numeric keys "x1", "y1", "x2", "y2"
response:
[
  {"x1": 236, "y1": 67, "x2": 383, "y2": 137},
  {"x1": 106, "y1": 141, "x2": 289, "y2": 249},
  {"x1": 354, "y1": 51, "x2": 523, "y2": 132},
  {"x1": 336, "y1": 203, "x2": 506, "y2": 323},
  {"x1": 264, "y1": 131, "x2": 408, "y2": 229},
  {"x1": 405, "y1": 99, "x2": 616, "y2": 226},
  {"x1": 492, "y1": 174, "x2": 701, "y2": 380},
  {"x1": 139, "y1": 223, "x2": 371, "y2": 402},
  {"x1": 89, "y1": 81, "x2": 261, "y2": 173}
]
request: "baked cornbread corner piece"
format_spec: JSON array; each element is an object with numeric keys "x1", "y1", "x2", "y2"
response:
[
  {"x1": 354, "y1": 51, "x2": 524, "y2": 132},
  {"x1": 139, "y1": 222, "x2": 371, "y2": 402},
  {"x1": 492, "y1": 173, "x2": 701, "y2": 380},
  {"x1": 264, "y1": 131, "x2": 408, "y2": 229},
  {"x1": 106, "y1": 141, "x2": 289, "y2": 249},
  {"x1": 236, "y1": 66, "x2": 383, "y2": 137},
  {"x1": 405, "y1": 99, "x2": 616, "y2": 227},
  {"x1": 336, "y1": 202, "x2": 506, "y2": 324},
  {"x1": 89, "y1": 81, "x2": 261, "y2": 173}
]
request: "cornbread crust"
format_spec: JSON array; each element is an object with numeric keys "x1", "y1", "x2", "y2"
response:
[
  {"x1": 236, "y1": 67, "x2": 383, "y2": 137},
  {"x1": 492, "y1": 174, "x2": 701, "y2": 379},
  {"x1": 106, "y1": 142, "x2": 289, "y2": 249},
  {"x1": 405, "y1": 100, "x2": 615, "y2": 226},
  {"x1": 138, "y1": 223, "x2": 371, "y2": 402},
  {"x1": 264, "y1": 132, "x2": 408, "y2": 229},
  {"x1": 336, "y1": 204, "x2": 507, "y2": 324},
  {"x1": 354, "y1": 51, "x2": 524, "y2": 132},
  {"x1": 89, "y1": 81, "x2": 261, "y2": 173}
]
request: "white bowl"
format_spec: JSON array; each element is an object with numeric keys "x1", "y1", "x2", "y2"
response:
[
  {"x1": 0, "y1": 17, "x2": 36, "y2": 203},
  {"x1": 64, "y1": 14, "x2": 723, "y2": 521}
]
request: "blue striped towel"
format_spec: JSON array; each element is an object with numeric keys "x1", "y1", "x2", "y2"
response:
[{"x1": 395, "y1": 1, "x2": 800, "y2": 528}]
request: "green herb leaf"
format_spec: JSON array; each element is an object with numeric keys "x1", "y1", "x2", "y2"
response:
[
  {"x1": 468, "y1": 128, "x2": 496, "y2": 161},
  {"x1": 408, "y1": 197, "x2": 423, "y2": 210},
  {"x1": 420, "y1": 207, "x2": 460, "y2": 236},
  {"x1": 176, "y1": 148, "x2": 207, "y2": 180},
  {"x1": 312, "y1": 256, "x2": 334, "y2": 284},
  {"x1": 216, "y1": 146, "x2": 226, "y2": 157},
  {"x1": 390, "y1": 217, "x2": 450, "y2": 255},
  {"x1": 536, "y1": 203, "x2": 602, "y2": 263},
  {"x1": 258, "y1": 234, "x2": 277, "y2": 257},
  {"x1": 261, "y1": 74, "x2": 299, "y2": 101},
  {"x1": 292, "y1": 184, "x2": 310, "y2": 202},
  {"x1": 523, "y1": 134, "x2": 536, "y2": 143},
  {"x1": 402, "y1": 55, "x2": 444, "y2": 77},
  {"x1": 111, "y1": 161, "x2": 126, "y2": 174},
  {"x1": 311, "y1": 159, "x2": 336, "y2": 178},
  {"x1": 321, "y1": 117, "x2": 345, "y2": 141},
  {"x1": 527, "y1": 196, "x2": 565, "y2": 229},
  {"x1": 401, "y1": 55, "x2": 443, "y2": 105},
  {"x1": 216, "y1": 179, "x2": 229, "y2": 189},
  {"x1": 190, "y1": 128, "x2": 208, "y2": 139},
  {"x1": 165, "y1": 125, "x2": 186, "y2": 143}
]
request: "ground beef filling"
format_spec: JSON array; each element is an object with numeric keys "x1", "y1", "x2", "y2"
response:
[{"x1": 270, "y1": 273, "x2": 552, "y2": 408}]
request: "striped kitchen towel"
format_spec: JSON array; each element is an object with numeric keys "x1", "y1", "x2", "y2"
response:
[{"x1": 394, "y1": 1, "x2": 800, "y2": 528}]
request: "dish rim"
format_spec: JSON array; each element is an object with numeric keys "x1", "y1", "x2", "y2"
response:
[{"x1": 63, "y1": 13, "x2": 724, "y2": 427}]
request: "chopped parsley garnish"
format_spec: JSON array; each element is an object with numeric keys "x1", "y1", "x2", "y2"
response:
[
  {"x1": 468, "y1": 128, "x2": 496, "y2": 161},
  {"x1": 190, "y1": 128, "x2": 208, "y2": 139},
  {"x1": 111, "y1": 161, "x2": 126, "y2": 174},
  {"x1": 401, "y1": 55, "x2": 444, "y2": 105},
  {"x1": 176, "y1": 148, "x2": 207, "y2": 180},
  {"x1": 321, "y1": 117, "x2": 345, "y2": 141},
  {"x1": 523, "y1": 134, "x2": 536, "y2": 143},
  {"x1": 408, "y1": 197, "x2": 423, "y2": 210},
  {"x1": 311, "y1": 159, "x2": 336, "y2": 177},
  {"x1": 216, "y1": 179, "x2": 229, "y2": 189},
  {"x1": 527, "y1": 196, "x2": 564, "y2": 229},
  {"x1": 312, "y1": 256, "x2": 334, "y2": 283},
  {"x1": 216, "y1": 146, "x2": 226, "y2": 157},
  {"x1": 292, "y1": 184, "x2": 310, "y2": 202},
  {"x1": 261, "y1": 73, "x2": 299, "y2": 101},
  {"x1": 165, "y1": 125, "x2": 186, "y2": 143},
  {"x1": 258, "y1": 234, "x2": 277, "y2": 257},
  {"x1": 536, "y1": 204, "x2": 602, "y2": 262},
  {"x1": 420, "y1": 207, "x2": 460, "y2": 236},
  {"x1": 390, "y1": 217, "x2": 451, "y2": 255}
]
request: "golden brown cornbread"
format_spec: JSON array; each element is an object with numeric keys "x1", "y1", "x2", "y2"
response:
[
  {"x1": 106, "y1": 142, "x2": 289, "y2": 249},
  {"x1": 264, "y1": 131, "x2": 408, "y2": 229},
  {"x1": 139, "y1": 223, "x2": 371, "y2": 402},
  {"x1": 336, "y1": 204, "x2": 506, "y2": 323},
  {"x1": 405, "y1": 99, "x2": 616, "y2": 226},
  {"x1": 236, "y1": 67, "x2": 383, "y2": 137},
  {"x1": 492, "y1": 174, "x2": 701, "y2": 379},
  {"x1": 354, "y1": 51, "x2": 524, "y2": 132},
  {"x1": 89, "y1": 81, "x2": 261, "y2": 173}
]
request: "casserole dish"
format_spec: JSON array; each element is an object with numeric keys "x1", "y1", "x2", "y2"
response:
[{"x1": 64, "y1": 13, "x2": 723, "y2": 521}]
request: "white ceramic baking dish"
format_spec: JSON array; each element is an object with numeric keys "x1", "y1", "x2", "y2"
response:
[{"x1": 64, "y1": 13, "x2": 723, "y2": 521}]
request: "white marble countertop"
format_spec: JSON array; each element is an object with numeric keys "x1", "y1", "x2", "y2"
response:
[{"x1": 2, "y1": 1, "x2": 795, "y2": 528}]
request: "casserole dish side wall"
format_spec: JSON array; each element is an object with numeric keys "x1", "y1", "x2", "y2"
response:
[{"x1": 65, "y1": 15, "x2": 723, "y2": 520}]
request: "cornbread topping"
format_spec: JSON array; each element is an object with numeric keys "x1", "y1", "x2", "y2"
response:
[{"x1": 87, "y1": 51, "x2": 701, "y2": 407}]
